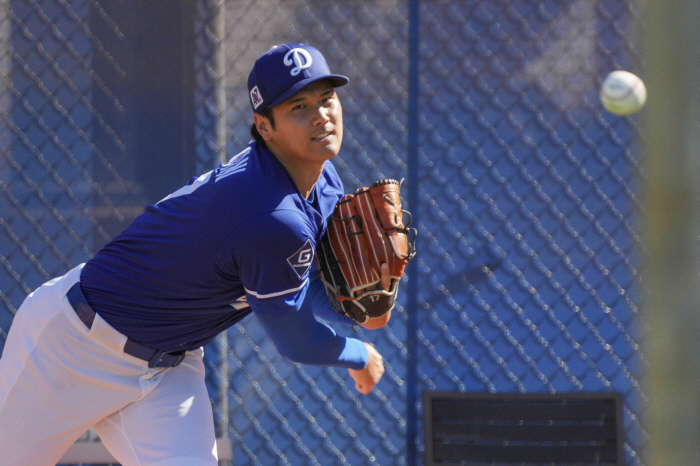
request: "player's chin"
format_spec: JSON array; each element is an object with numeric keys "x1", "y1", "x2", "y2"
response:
[{"x1": 310, "y1": 139, "x2": 341, "y2": 159}]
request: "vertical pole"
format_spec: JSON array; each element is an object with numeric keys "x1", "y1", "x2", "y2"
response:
[
  {"x1": 181, "y1": 0, "x2": 196, "y2": 182},
  {"x1": 213, "y1": 0, "x2": 228, "y2": 166},
  {"x1": 215, "y1": 332, "x2": 229, "y2": 439},
  {"x1": 0, "y1": 0, "x2": 9, "y2": 152},
  {"x1": 209, "y1": 0, "x2": 229, "y2": 440},
  {"x1": 129, "y1": 0, "x2": 196, "y2": 203},
  {"x1": 406, "y1": 0, "x2": 420, "y2": 464},
  {"x1": 644, "y1": 1, "x2": 700, "y2": 465}
]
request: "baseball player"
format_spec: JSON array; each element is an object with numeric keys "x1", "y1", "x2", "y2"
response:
[{"x1": 0, "y1": 43, "x2": 389, "y2": 466}]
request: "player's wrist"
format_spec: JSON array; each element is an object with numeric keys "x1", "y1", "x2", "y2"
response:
[{"x1": 340, "y1": 337, "x2": 369, "y2": 369}]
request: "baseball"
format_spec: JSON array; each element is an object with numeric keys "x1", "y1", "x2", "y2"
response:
[{"x1": 600, "y1": 70, "x2": 647, "y2": 115}]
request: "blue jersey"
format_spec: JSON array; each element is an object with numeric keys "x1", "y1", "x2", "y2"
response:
[{"x1": 80, "y1": 142, "x2": 365, "y2": 368}]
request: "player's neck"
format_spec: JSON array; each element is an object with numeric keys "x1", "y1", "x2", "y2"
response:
[{"x1": 272, "y1": 153, "x2": 325, "y2": 199}]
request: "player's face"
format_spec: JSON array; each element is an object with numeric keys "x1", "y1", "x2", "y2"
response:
[{"x1": 265, "y1": 80, "x2": 343, "y2": 166}]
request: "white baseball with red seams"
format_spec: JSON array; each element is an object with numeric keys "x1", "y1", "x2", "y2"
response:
[{"x1": 600, "y1": 70, "x2": 647, "y2": 115}]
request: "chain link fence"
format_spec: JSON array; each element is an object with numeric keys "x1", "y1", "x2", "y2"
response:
[{"x1": 1, "y1": 0, "x2": 645, "y2": 465}]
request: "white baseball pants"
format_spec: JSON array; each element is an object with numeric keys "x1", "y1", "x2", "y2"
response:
[{"x1": 0, "y1": 264, "x2": 219, "y2": 466}]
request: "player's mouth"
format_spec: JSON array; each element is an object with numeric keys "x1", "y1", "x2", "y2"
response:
[{"x1": 311, "y1": 131, "x2": 332, "y2": 142}]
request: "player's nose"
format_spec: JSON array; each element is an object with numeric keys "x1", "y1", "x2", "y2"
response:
[{"x1": 311, "y1": 104, "x2": 331, "y2": 126}]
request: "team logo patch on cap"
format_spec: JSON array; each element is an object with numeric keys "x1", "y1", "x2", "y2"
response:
[
  {"x1": 287, "y1": 239, "x2": 314, "y2": 279},
  {"x1": 250, "y1": 86, "x2": 263, "y2": 109}
]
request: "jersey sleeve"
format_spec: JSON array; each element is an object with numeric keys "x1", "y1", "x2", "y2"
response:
[
  {"x1": 217, "y1": 210, "x2": 367, "y2": 368},
  {"x1": 216, "y1": 209, "x2": 315, "y2": 312}
]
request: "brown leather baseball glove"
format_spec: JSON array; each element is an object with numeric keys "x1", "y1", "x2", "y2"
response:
[{"x1": 316, "y1": 179, "x2": 417, "y2": 324}]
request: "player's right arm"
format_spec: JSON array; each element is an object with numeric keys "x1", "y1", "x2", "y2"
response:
[
  {"x1": 253, "y1": 291, "x2": 384, "y2": 394},
  {"x1": 252, "y1": 291, "x2": 369, "y2": 369},
  {"x1": 255, "y1": 302, "x2": 384, "y2": 394},
  {"x1": 218, "y1": 210, "x2": 383, "y2": 376}
]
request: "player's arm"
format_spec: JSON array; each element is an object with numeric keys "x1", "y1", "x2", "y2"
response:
[
  {"x1": 251, "y1": 290, "x2": 368, "y2": 369},
  {"x1": 252, "y1": 292, "x2": 384, "y2": 394},
  {"x1": 307, "y1": 263, "x2": 355, "y2": 326},
  {"x1": 225, "y1": 212, "x2": 375, "y2": 365},
  {"x1": 223, "y1": 211, "x2": 385, "y2": 392}
]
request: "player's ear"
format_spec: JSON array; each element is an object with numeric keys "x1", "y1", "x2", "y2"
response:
[{"x1": 253, "y1": 113, "x2": 273, "y2": 141}]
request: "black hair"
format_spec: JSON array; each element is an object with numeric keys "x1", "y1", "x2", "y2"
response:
[{"x1": 250, "y1": 107, "x2": 275, "y2": 148}]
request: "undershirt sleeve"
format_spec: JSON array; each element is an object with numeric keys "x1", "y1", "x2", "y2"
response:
[
  {"x1": 307, "y1": 263, "x2": 355, "y2": 325},
  {"x1": 251, "y1": 286, "x2": 369, "y2": 369}
]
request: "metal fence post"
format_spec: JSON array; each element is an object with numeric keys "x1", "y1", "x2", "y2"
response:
[
  {"x1": 406, "y1": 0, "x2": 420, "y2": 464},
  {"x1": 644, "y1": 1, "x2": 700, "y2": 465}
]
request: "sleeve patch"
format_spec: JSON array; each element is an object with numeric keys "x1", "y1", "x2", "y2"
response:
[{"x1": 287, "y1": 239, "x2": 314, "y2": 279}]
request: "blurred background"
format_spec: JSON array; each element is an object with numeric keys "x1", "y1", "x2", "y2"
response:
[{"x1": 0, "y1": 0, "x2": 664, "y2": 465}]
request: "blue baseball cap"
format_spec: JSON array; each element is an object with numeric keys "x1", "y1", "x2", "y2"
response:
[{"x1": 248, "y1": 43, "x2": 349, "y2": 113}]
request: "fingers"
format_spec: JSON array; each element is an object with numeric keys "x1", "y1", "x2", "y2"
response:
[
  {"x1": 353, "y1": 378, "x2": 372, "y2": 395},
  {"x1": 348, "y1": 368, "x2": 374, "y2": 395},
  {"x1": 380, "y1": 263, "x2": 391, "y2": 291},
  {"x1": 355, "y1": 381, "x2": 370, "y2": 395},
  {"x1": 348, "y1": 343, "x2": 385, "y2": 395}
]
